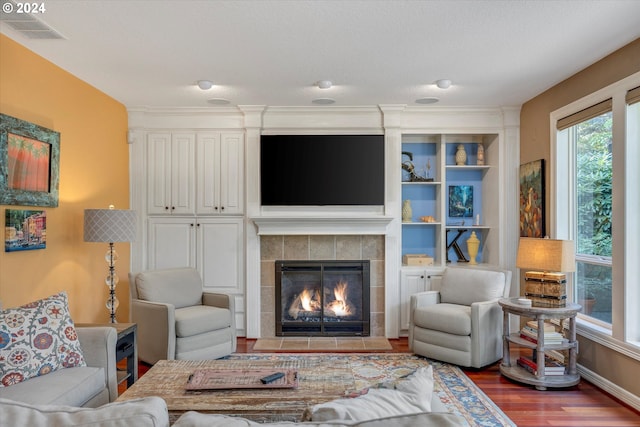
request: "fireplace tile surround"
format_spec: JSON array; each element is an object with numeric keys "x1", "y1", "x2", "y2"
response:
[{"x1": 260, "y1": 235, "x2": 385, "y2": 338}]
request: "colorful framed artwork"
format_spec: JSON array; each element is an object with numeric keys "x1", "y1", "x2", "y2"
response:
[
  {"x1": 520, "y1": 159, "x2": 545, "y2": 237},
  {"x1": 5, "y1": 209, "x2": 46, "y2": 252},
  {"x1": 449, "y1": 185, "x2": 473, "y2": 218},
  {"x1": 0, "y1": 113, "x2": 60, "y2": 207}
]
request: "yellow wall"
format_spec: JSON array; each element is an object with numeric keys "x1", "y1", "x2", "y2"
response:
[
  {"x1": 0, "y1": 34, "x2": 131, "y2": 322},
  {"x1": 520, "y1": 38, "x2": 640, "y2": 397}
]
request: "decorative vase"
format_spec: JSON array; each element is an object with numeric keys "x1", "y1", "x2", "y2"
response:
[
  {"x1": 402, "y1": 200, "x2": 413, "y2": 222},
  {"x1": 466, "y1": 231, "x2": 480, "y2": 264},
  {"x1": 477, "y1": 144, "x2": 485, "y2": 165},
  {"x1": 455, "y1": 144, "x2": 467, "y2": 165}
]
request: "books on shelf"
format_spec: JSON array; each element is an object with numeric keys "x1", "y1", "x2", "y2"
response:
[
  {"x1": 517, "y1": 355, "x2": 566, "y2": 376},
  {"x1": 519, "y1": 325, "x2": 565, "y2": 345}
]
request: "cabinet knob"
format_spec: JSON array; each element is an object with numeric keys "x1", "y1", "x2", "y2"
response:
[
  {"x1": 221, "y1": 206, "x2": 225, "y2": 211},
  {"x1": 164, "y1": 206, "x2": 169, "y2": 210},
  {"x1": 420, "y1": 275, "x2": 425, "y2": 279},
  {"x1": 214, "y1": 206, "x2": 218, "y2": 210},
  {"x1": 171, "y1": 206, "x2": 175, "y2": 210}
]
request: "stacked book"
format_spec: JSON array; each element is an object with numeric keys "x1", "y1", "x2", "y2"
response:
[
  {"x1": 517, "y1": 355, "x2": 566, "y2": 376},
  {"x1": 520, "y1": 320, "x2": 565, "y2": 345}
]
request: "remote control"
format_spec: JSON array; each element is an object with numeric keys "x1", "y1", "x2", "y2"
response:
[{"x1": 260, "y1": 372, "x2": 285, "y2": 384}]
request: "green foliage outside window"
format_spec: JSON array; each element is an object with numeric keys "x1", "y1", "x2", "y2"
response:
[{"x1": 575, "y1": 112, "x2": 612, "y2": 322}]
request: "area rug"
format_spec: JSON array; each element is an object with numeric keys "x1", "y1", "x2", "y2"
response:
[{"x1": 219, "y1": 353, "x2": 515, "y2": 427}]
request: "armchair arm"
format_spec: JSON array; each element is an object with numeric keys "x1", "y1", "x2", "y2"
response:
[
  {"x1": 408, "y1": 291, "x2": 440, "y2": 351},
  {"x1": 203, "y1": 292, "x2": 237, "y2": 353},
  {"x1": 131, "y1": 299, "x2": 175, "y2": 364},
  {"x1": 470, "y1": 298, "x2": 503, "y2": 367},
  {"x1": 76, "y1": 327, "x2": 117, "y2": 403}
]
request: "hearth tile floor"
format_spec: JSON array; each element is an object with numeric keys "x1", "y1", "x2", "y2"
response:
[{"x1": 253, "y1": 337, "x2": 392, "y2": 351}]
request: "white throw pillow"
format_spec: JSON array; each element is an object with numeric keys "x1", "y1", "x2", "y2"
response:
[{"x1": 307, "y1": 366, "x2": 434, "y2": 422}]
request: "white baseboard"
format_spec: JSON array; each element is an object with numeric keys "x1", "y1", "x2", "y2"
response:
[{"x1": 578, "y1": 364, "x2": 640, "y2": 412}]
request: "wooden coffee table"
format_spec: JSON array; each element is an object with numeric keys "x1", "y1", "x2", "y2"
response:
[{"x1": 116, "y1": 358, "x2": 354, "y2": 423}]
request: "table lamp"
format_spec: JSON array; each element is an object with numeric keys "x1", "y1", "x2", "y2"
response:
[
  {"x1": 84, "y1": 206, "x2": 136, "y2": 323},
  {"x1": 516, "y1": 237, "x2": 575, "y2": 307}
]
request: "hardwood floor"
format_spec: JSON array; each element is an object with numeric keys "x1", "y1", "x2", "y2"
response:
[{"x1": 130, "y1": 338, "x2": 639, "y2": 426}]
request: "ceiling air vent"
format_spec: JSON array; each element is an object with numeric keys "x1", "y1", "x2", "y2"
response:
[{"x1": 0, "y1": 1, "x2": 65, "y2": 39}]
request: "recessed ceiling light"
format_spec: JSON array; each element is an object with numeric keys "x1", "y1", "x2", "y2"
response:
[
  {"x1": 312, "y1": 98, "x2": 336, "y2": 105},
  {"x1": 435, "y1": 79, "x2": 452, "y2": 89},
  {"x1": 317, "y1": 80, "x2": 332, "y2": 89},
  {"x1": 207, "y1": 98, "x2": 230, "y2": 105},
  {"x1": 415, "y1": 97, "x2": 440, "y2": 104},
  {"x1": 197, "y1": 80, "x2": 213, "y2": 90}
]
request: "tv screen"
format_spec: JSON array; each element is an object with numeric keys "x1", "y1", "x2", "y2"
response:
[{"x1": 260, "y1": 134, "x2": 385, "y2": 206}]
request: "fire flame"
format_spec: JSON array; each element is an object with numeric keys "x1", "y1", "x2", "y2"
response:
[
  {"x1": 325, "y1": 280, "x2": 352, "y2": 316},
  {"x1": 287, "y1": 280, "x2": 354, "y2": 319},
  {"x1": 299, "y1": 288, "x2": 320, "y2": 312}
]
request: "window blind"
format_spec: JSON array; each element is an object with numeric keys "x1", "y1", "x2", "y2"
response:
[
  {"x1": 556, "y1": 99, "x2": 612, "y2": 130},
  {"x1": 626, "y1": 86, "x2": 640, "y2": 105}
]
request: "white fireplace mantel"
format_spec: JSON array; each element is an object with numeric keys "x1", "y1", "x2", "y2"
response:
[{"x1": 251, "y1": 215, "x2": 394, "y2": 235}]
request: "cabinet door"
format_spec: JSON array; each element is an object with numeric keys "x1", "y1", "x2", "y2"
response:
[
  {"x1": 196, "y1": 132, "x2": 244, "y2": 215},
  {"x1": 400, "y1": 269, "x2": 429, "y2": 331},
  {"x1": 196, "y1": 133, "x2": 220, "y2": 214},
  {"x1": 218, "y1": 132, "x2": 244, "y2": 215},
  {"x1": 197, "y1": 218, "x2": 244, "y2": 294},
  {"x1": 170, "y1": 133, "x2": 196, "y2": 215},
  {"x1": 147, "y1": 133, "x2": 172, "y2": 215},
  {"x1": 147, "y1": 218, "x2": 196, "y2": 270}
]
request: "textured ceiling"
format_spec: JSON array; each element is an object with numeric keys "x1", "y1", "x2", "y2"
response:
[{"x1": 2, "y1": 0, "x2": 639, "y2": 109}]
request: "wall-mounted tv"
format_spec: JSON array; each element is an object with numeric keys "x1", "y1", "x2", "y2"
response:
[{"x1": 260, "y1": 134, "x2": 385, "y2": 206}]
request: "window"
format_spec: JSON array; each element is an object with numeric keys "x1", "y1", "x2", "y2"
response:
[
  {"x1": 552, "y1": 72, "x2": 640, "y2": 352},
  {"x1": 558, "y1": 104, "x2": 612, "y2": 325}
]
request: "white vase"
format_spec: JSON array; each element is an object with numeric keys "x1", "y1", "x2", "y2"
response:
[{"x1": 455, "y1": 144, "x2": 467, "y2": 165}]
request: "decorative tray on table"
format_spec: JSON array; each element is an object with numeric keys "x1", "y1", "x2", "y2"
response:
[{"x1": 185, "y1": 369, "x2": 298, "y2": 390}]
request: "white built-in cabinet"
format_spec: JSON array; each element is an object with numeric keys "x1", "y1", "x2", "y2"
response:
[
  {"x1": 144, "y1": 130, "x2": 245, "y2": 296},
  {"x1": 399, "y1": 132, "x2": 502, "y2": 334},
  {"x1": 147, "y1": 133, "x2": 196, "y2": 215},
  {"x1": 196, "y1": 132, "x2": 244, "y2": 215},
  {"x1": 147, "y1": 217, "x2": 244, "y2": 294}
]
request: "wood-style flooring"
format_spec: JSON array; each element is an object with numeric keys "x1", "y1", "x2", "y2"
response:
[{"x1": 130, "y1": 337, "x2": 640, "y2": 426}]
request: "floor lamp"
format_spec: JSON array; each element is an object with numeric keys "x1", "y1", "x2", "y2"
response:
[{"x1": 84, "y1": 206, "x2": 136, "y2": 323}]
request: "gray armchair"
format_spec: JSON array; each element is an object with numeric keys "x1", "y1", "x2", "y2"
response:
[
  {"x1": 130, "y1": 267, "x2": 236, "y2": 364},
  {"x1": 409, "y1": 266, "x2": 511, "y2": 368}
]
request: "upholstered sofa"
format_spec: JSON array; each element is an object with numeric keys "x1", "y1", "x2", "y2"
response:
[
  {"x1": 0, "y1": 326, "x2": 118, "y2": 407},
  {"x1": 0, "y1": 366, "x2": 467, "y2": 426}
]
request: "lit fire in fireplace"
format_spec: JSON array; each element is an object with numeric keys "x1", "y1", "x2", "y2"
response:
[
  {"x1": 325, "y1": 280, "x2": 351, "y2": 316},
  {"x1": 287, "y1": 280, "x2": 354, "y2": 320}
]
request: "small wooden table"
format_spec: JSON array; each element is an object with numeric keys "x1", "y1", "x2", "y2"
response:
[
  {"x1": 499, "y1": 298, "x2": 581, "y2": 390},
  {"x1": 77, "y1": 323, "x2": 138, "y2": 389}
]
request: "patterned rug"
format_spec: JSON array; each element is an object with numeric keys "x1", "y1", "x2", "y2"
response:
[{"x1": 220, "y1": 353, "x2": 515, "y2": 426}]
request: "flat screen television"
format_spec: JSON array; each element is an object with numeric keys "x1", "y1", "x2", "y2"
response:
[{"x1": 260, "y1": 134, "x2": 385, "y2": 206}]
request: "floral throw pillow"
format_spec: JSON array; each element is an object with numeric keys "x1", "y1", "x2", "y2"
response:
[{"x1": 0, "y1": 291, "x2": 86, "y2": 387}]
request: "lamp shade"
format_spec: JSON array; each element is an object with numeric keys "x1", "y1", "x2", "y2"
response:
[
  {"x1": 84, "y1": 209, "x2": 136, "y2": 243},
  {"x1": 516, "y1": 237, "x2": 575, "y2": 272}
]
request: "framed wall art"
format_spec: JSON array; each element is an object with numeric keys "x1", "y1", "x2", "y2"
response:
[
  {"x1": 5, "y1": 209, "x2": 46, "y2": 252},
  {"x1": 0, "y1": 113, "x2": 60, "y2": 207},
  {"x1": 449, "y1": 185, "x2": 473, "y2": 218},
  {"x1": 519, "y1": 159, "x2": 545, "y2": 238}
]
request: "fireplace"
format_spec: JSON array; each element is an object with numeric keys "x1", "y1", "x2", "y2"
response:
[{"x1": 275, "y1": 260, "x2": 370, "y2": 336}]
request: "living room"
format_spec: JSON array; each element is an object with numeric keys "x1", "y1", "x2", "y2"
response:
[{"x1": 1, "y1": 1, "x2": 640, "y2": 426}]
